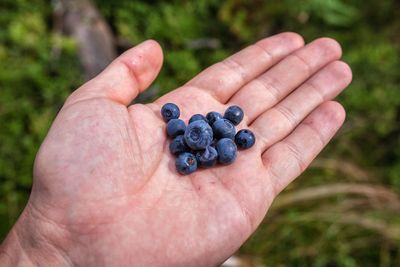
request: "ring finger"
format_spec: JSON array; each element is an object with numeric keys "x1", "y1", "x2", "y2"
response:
[
  {"x1": 229, "y1": 38, "x2": 342, "y2": 125},
  {"x1": 251, "y1": 60, "x2": 352, "y2": 153}
]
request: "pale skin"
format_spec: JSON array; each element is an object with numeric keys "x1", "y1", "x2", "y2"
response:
[{"x1": 0, "y1": 32, "x2": 352, "y2": 266}]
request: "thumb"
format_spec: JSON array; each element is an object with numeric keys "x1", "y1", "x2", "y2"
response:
[{"x1": 65, "y1": 40, "x2": 163, "y2": 106}]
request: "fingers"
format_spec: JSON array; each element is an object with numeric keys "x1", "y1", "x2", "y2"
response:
[
  {"x1": 186, "y1": 32, "x2": 304, "y2": 103},
  {"x1": 252, "y1": 60, "x2": 352, "y2": 152},
  {"x1": 65, "y1": 40, "x2": 163, "y2": 107},
  {"x1": 262, "y1": 101, "x2": 346, "y2": 196},
  {"x1": 230, "y1": 38, "x2": 342, "y2": 124}
]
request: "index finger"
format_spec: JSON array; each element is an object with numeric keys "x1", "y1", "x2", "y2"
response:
[{"x1": 186, "y1": 32, "x2": 304, "y2": 103}]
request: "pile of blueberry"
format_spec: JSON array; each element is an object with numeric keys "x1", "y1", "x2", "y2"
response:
[{"x1": 161, "y1": 103, "x2": 256, "y2": 175}]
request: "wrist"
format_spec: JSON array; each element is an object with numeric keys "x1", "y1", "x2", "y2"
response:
[{"x1": 0, "y1": 203, "x2": 73, "y2": 266}]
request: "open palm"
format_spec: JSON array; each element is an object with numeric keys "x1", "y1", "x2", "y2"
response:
[{"x1": 25, "y1": 33, "x2": 351, "y2": 266}]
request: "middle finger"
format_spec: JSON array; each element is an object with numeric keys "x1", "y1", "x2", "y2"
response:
[{"x1": 229, "y1": 38, "x2": 342, "y2": 124}]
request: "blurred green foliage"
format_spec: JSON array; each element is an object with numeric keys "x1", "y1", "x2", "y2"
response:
[
  {"x1": 0, "y1": 0, "x2": 82, "y2": 236},
  {"x1": 1, "y1": 0, "x2": 399, "y2": 266}
]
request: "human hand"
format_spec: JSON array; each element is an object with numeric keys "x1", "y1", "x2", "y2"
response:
[{"x1": 0, "y1": 33, "x2": 352, "y2": 266}]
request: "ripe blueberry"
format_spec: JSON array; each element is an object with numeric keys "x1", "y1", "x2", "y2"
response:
[
  {"x1": 161, "y1": 103, "x2": 180, "y2": 122},
  {"x1": 176, "y1": 152, "x2": 197, "y2": 175},
  {"x1": 212, "y1": 119, "x2": 236, "y2": 139},
  {"x1": 224, "y1": 105, "x2": 244, "y2": 126},
  {"x1": 184, "y1": 120, "x2": 213, "y2": 150},
  {"x1": 189, "y1": 114, "x2": 208, "y2": 124},
  {"x1": 166, "y1": 119, "x2": 186, "y2": 138},
  {"x1": 216, "y1": 138, "x2": 237, "y2": 165},
  {"x1": 235, "y1": 129, "x2": 256, "y2": 149},
  {"x1": 169, "y1": 135, "x2": 190, "y2": 155},
  {"x1": 196, "y1": 146, "x2": 218, "y2": 168},
  {"x1": 206, "y1": 111, "x2": 223, "y2": 126}
]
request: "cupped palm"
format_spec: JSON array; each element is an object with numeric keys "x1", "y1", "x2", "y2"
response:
[{"x1": 30, "y1": 34, "x2": 352, "y2": 266}]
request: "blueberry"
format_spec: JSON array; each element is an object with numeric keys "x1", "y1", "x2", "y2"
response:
[
  {"x1": 176, "y1": 152, "x2": 197, "y2": 175},
  {"x1": 216, "y1": 138, "x2": 237, "y2": 165},
  {"x1": 206, "y1": 111, "x2": 223, "y2": 126},
  {"x1": 184, "y1": 120, "x2": 213, "y2": 150},
  {"x1": 161, "y1": 103, "x2": 180, "y2": 122},
  {"x1": 211, "y1": 138, "x2": 218, "y2": 147},
  {"x1": 196, "y1": 146, "x2": 218, "y2": 168},
  {"x1": 169, "y1": 135, "x2": 190, "y2": 155},
  {"x1": 195, "y1": 152, "x2": 202, "y2": 165},
  {"x1": 235, "y1": 129, "x2": 256, "y2": 149},
  {"x1": 189, "y1": 114, "x2": 208, "y2": 124},
  {"x1": 212, "y1": 119, "x2": 236, "y2": 139},
  {"x1": 224, "y1": 105, "x2": 244, "y2": 126},
  {"x1": 166, "y1": 119, "x2": 186, "y2": 138}
]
